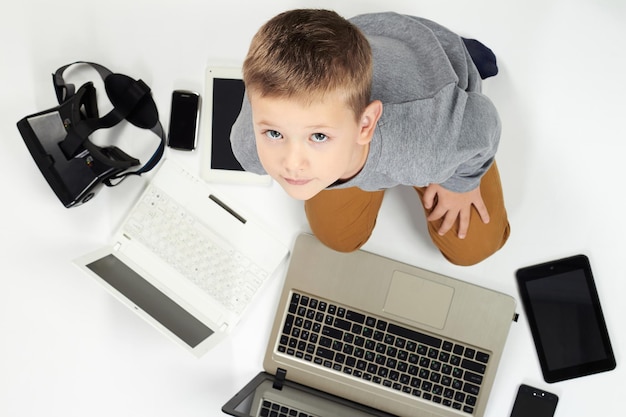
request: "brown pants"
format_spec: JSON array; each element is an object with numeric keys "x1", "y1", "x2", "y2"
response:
[{"x1": 304, "y1": 162, "x2": 510, "y2": 266}]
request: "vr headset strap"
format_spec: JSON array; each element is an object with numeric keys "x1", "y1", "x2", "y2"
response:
[{"x1": 52, "y1": 61, "x2": 165, "y2": 185}]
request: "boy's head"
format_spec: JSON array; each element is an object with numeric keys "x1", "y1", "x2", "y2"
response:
[
  {"x1": 243, "y1": 9, "x2": 382, "y2": 200},
  {"x1": 243, "y1": 9, "x2": 373, "y2": 119}
]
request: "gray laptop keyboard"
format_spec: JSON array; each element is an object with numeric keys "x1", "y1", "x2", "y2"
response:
[
  {"x1": 122, "y1": 185, "x2": 268, "y2": 314},
  {"x1": 258, "y1": 399, "x2": 317, "y2": 417},
  {"x1": 278, "y1": 292, "x2": 490, "y2": 415}
]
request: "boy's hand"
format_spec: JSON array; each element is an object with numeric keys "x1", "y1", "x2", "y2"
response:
[{"x1": 422, "y1": 184, "x2": 490, "y2": 239}]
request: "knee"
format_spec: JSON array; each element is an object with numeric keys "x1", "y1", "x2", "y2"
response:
[
  {"x1": 443, "y1": 248, "x2": 496, "y2": 266},
  {"x1": 312, "y1": 229, "x2": 368, "y2": 253},
  {"x1": 439, "y1": 223, "x2": 511, "y2": 266},
  {"x1": 304, "y1": 188, "x2": 384, "y2": 253}
]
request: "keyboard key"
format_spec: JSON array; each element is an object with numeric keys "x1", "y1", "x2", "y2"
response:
[
  {"x1": 317, "y1": 347, "x2": 334, "y2": 361},
  {"x1": 462, "y1": 358, "x2": 487, "y2": 374},
  {"x1": 428, "y1": 348, "x2": 438, "y2": 359},
  {"x1": 387, "y1": 324, "x2": 442, "y2": 349},
  {"x1": 475, "y1": 351, "x2": 490, "y2": 363},
  {"x1": 463, "y1": 371, "x2": 483, "y2": 385},
  {"x1": 334, "y1": 318, "x2": 351, "y2": 331},
  {"x1": 322, "y1": 326, "x2": 343, "y2": 340},
  {"x1": 346, "y1": 310, "x2": 365, "y2": 323},
  {"x1": 319, "y1": 337, "x2": 332, "y2": 348},
  {"x1": 289, "y1": 294, "x2": 300, "y2": 310},
  {"x1": 463, "y1": 382, "x2": 480, "y2": 396},
  {"x1": 282, "y1": 314, "x2": 294, "y2": 335},
  {"x1": 452, "y1": 379, "x2": 463, "y2": 390}
]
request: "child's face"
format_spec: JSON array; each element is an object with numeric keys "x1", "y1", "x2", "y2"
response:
[{"x1": 249, "y1": 91, "x2": 378, "y2": 200}]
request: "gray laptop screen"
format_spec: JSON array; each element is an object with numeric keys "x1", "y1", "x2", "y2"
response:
[
  {"x1": 86, "y1": 254, "x2": 214, "y2": 347},
  {"x1": 222, "y1": 373, "x2": 392, "y2": 417}
]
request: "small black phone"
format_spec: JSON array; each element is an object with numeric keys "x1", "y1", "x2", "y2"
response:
[
  {"x1": 510, "y1": 384, "x2": 558, "y2": 417},
  {"x1": 516, "y1": 254, "x2": 616, "y2": 383},
  {"x1": 167, "y1": 90, "x2": 200, "y2": 151}
]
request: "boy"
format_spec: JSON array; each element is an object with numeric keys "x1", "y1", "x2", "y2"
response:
[{"x1": 230, "y1": 10, "x2": 510, "y2": 266}]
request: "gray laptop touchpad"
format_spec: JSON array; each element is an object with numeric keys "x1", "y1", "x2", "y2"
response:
[{"x1": 383, "y1": 270, "x2": 454, "y2": 329}]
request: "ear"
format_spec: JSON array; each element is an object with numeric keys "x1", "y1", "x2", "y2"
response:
[{"x1": 357, "y1": 100, "x2": 382, "y2": 145}]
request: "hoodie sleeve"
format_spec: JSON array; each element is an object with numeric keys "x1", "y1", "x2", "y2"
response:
[{"x1": 439, "y1": 91, "x2": 501, "y2": 192}]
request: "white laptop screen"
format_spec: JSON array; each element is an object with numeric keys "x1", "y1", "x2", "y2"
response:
[{"x1": 86, "y1": 254, "x2": 215, "y2": 348}]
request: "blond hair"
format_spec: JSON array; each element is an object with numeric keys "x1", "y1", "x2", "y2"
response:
[{"x1": 243, "y1": 9, "x2": 372, "y2": 120}]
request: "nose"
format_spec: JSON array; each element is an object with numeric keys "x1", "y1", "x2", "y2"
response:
[{"x1": 283, "y1": 140, "x2": 308, "y2": 173}]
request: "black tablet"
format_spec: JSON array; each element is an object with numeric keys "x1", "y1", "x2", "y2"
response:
[{"x1": 516, "y1": 254, "x2": 616, "y2": 383}]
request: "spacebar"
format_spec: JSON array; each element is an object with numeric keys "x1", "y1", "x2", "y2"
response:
[{"x1": 387, "y1": 323, "x2": 442, "y2": 348}]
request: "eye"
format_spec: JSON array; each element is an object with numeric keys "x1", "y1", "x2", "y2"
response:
[
  {"x1": 311, "y1": 133, "x2": 328, "y2": 143},
  {"x1": 264, "y1": 130, "x2": 283, "y2": 140}
]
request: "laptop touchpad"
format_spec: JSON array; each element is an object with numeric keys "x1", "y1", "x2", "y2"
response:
[{"x1": 384, "y1": 270, "x2": 453, "y2": 329}]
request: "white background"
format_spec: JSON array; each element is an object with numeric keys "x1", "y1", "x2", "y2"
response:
[{"x1": 1, "y1": 0, "x2": 624, "y2": 416}]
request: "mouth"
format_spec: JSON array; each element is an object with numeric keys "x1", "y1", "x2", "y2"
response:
[{"x1": 283, "y1": 177, "x2": 312, "y2": 186}]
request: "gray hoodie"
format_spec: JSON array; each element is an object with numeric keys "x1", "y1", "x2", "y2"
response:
[{"x1": 230, "y1": 12, "x2": 501, "y2": 193}]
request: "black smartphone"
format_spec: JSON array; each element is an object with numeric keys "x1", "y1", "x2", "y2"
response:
[
  {"x1": 167, "y1": 90, "x2": 200, "y2": 151},
  {"x1": 510, "y1": 384, "x2": 558, "y2": 417},
  {"x1": 516, "y1": 255, "x2": 616, "y2": 383}
]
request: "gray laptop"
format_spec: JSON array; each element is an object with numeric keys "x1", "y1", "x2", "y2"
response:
[{"x1": 223, "y1": 233, "x2": 516, "y2": 417}]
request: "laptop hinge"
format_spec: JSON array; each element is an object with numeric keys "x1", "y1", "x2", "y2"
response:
[{"x1": 273, "y1": 368, "x2": 287, "y2": 391}]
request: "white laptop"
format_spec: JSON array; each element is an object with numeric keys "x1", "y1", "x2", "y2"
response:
[
  {"x1": 74, "y1": 159, "x2": 289, "y2": 356},
  {"x1": 223, "y1": 233, "x2": 517, "y2": 417}
]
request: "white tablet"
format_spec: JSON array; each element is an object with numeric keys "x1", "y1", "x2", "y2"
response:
[{"x1": 199, "y1": 66, "x2": 271, "y2": 185}]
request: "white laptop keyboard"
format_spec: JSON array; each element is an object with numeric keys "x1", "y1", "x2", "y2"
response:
[{"x1": 122, "y1": 185, "x2": 268, "y2": 314}]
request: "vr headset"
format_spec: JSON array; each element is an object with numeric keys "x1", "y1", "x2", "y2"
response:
[{"x1": 17, "y1": 61, "x2": 165, "y2": 207}]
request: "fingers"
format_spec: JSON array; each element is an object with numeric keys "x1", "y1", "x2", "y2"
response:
[
  {"x1": 439, "y1": 210, "x2": 459, "y2": 237},
  {"x1": 456, "y1": 207, "x2": 470, "y2": 239},
  {"x1": 474, "y1": 199, "x2": 491, "y2": 225},
  {"x1": 425, "y1": 192, "x2": 491, "y2": 239},
  {"x1": 422, "y1": 185, "x2": 436, "y2": 210}
]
